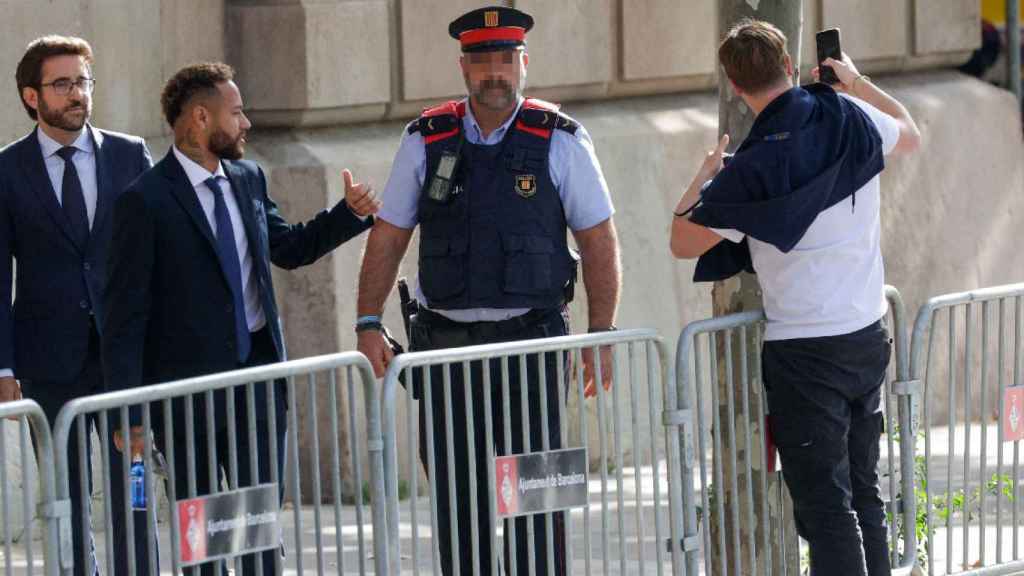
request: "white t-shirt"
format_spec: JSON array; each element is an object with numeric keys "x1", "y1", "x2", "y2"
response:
[{"x1": 711, "y1": 95, "x2": 901, "y2": 341}]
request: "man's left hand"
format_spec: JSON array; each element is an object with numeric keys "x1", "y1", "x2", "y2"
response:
[
  {"x1": 343, "y1": 169, "x2": 381, "y2": 218},
  {"x1": 582, "y1": 345, "x2": 614, "y2": 399},
  {"x1": 696, "y1": 134, "x2": 730, "y2": 182}
]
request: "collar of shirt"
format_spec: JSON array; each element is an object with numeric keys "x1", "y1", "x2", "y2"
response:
[
  {"x1": 461, "y1": 96, "x2": 524, "y2": 145},
  {"x1": 37, "y1": 125, "x2": 94, "y2": 159},
  {"x1": 172, "y1": 145, "x2": 227, "y2": 188}
]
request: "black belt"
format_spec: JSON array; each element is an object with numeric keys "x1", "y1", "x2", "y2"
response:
[{"x1": 416, "y1": 307, "x2": 560, "y2": 340}]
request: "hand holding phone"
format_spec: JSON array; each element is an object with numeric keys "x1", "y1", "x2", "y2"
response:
[{"x1": 816, "y1": 28, "x2": 842, "y2": 85}]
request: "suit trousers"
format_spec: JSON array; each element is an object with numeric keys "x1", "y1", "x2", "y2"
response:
[
  {"x1": 28, "y1": 320, "x2": 151, "y2": 576},
  {"x1": 156, "y1": 326, "x2": 286, "y2": 576}
]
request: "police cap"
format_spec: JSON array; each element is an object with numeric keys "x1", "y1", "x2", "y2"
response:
[{"x1": 448, "y1": 6, "x2": 534, "y2": 53}]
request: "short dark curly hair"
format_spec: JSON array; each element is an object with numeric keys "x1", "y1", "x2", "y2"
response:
[
  {"x1": 160, "y1": 62, "x2": 234, "y2": 128},
  {"x1": 16, "y1": 35, "x2": 94, "y2": 120}
]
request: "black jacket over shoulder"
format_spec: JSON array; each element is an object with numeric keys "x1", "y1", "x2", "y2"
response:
[{"x1": 689, "y1": 85, "x2": 883, "y2": 282}]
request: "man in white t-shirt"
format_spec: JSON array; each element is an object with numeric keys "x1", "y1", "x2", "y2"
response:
[{"x1": 669, "y1": 19, "x2": 921, "y2": 576}]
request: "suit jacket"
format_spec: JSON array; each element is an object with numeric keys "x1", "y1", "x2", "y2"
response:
[
  {"x1": 101, "y1": 150, "x2": 372, "y2": 427},
  {"x1": 0, "y1": 125, "x2": 152, "y2": 389}
]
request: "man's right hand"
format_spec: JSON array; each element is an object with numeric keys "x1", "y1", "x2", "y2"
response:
[
  {"x1": 343, "y1": 169, "x2": 382, "y2": 219},
  {"x1": 113, "y1": 426, "x2": 148, "y2": 459},
  {"x1": 0, "y1": 376, "x2": 21, "y2": 404},
  {"x1": 358, "y1": 329, "x2": 394, "y2": 378},
  {"x1": 814, "y1": 53, "x2": 861, "y2": 93}
]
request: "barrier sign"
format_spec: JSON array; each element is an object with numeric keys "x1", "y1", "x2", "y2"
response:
[
  {"x1": 177, "y1": 484, "x2": 280, "y2": 566},
  {"x1": 495, "y1": 448, "x2": 588, "y2": 518},
  {"x1": 1005, "y1": 386, "x2": 1024, "y2": 442}
]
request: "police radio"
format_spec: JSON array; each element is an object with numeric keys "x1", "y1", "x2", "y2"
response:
[
  {"x1": 427, "y1": 150, "x2": 460, "y2": 203},
  {"x1": 426, "y1": 133, "x2": 465, "y2": 203}
]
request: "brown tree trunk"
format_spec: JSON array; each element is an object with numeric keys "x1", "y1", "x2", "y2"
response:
[{"x1": 712, "y1": 2, "x2": 803, "y2": 574}]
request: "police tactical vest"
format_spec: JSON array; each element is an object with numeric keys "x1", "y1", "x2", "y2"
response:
[{"x1": 410, "y1": 98, "x2": 580, "y2": 310}]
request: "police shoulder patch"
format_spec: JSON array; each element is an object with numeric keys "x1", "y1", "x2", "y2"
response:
[
  {"x1": 518, "y1": 98, "x2": 579, "y2": 136},
  {"x1": 552, "y1": 113, "x2": 579, "y2": 135},
  {"x1": 412, "y1": 100, "x2": 466, "y2": 140},
  {"x1": 418, "y1": 113, "x2": 460, "y2": 137}
]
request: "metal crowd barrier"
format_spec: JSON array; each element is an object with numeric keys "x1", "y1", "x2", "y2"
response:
[
  {"x1": 0, "y1": 400, "x2": 59, "y2": 576},
  {"x1": 8, "y1": 282, "x2": 1022, "y2": 576},
  {"x1": 673, "y1": 286, "x2": 917, "y2": 575},
  {"x1": 49, "y1": 352, "x2": 387, "y2": 576},
  {"x1": 910, "y1": 283, "x2": 1024, "y2": 576},
  {"x1": 379, "y1": 329, "x2": 681, "y2": 575}
]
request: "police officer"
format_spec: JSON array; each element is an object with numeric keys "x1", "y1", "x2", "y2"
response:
[{"x1": 355, "y1": 6, "x2": 620, "y2": 575}]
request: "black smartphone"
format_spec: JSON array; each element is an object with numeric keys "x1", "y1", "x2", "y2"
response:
[{"x1": 816, "y1": 28, "x2": 842, "y2": 85}]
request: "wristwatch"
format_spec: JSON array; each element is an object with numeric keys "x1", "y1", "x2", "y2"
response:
[{"x1": 588, "y1": 325, "x2": 618, "y2": 333}]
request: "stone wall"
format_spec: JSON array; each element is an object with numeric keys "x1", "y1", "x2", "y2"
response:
[{"x1": 0, "y1": 0, "x2": 980, "y2": 142}]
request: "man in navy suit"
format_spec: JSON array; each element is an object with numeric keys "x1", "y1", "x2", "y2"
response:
[
  {"x1": 0, "y1": 36, "x2": 153, "y2": 576},
  {"x1": 102, "y1": 62, "x2": 378, "y2": 575}
]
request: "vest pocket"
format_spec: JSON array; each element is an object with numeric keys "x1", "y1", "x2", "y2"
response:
[
  {"x1": 502, "y1": 234, "x2": 553, "y2": 295},
  {"x1": 419, "y1": 236, "x2": 467, "y2": 301}
]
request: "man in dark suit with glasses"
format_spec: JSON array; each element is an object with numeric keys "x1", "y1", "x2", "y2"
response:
[{"x1": 0, "y1": 35, "x2": 153, "y2": 576}]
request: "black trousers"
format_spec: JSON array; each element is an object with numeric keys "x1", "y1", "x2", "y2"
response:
[
  {"x1": 154, "y1": 326, "x2": 287, "y2": 576},
  {"x1": 410, "y1": 307, "x2": 569, "y2": 576},
  {"x1": 763, "y1": 320, "x2": 893, "y2": 576},
  {"x1": 27, "y1": 321, "x2": 150, "y2": 576}
]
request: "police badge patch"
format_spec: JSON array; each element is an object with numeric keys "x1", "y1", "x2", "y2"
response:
[{"x1": 515, "y1": 174, "x2": 536, "y2": 198}]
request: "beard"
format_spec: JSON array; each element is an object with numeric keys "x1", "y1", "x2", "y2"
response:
[
  {"x1": 469, "y1": 77, "x2": 519, "y2": 111},
  {"x1": 209, "y1": 127, "x2": 246, "y2": 160},
  {"x1": 38, "y1": 96, "x2": 90, "y2": 132}
]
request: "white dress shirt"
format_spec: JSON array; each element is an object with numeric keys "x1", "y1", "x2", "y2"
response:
[
  {"x1": 172, "y1": 146, "x2": 266, "y2": 333},
  {"x1": 38, "y1": 127, "x2": 99, "y2": 228}
]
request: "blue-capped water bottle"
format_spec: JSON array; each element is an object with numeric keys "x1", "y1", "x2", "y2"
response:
[{"x1": 130, "y1": 455, "x2": 146, "y2": 510}]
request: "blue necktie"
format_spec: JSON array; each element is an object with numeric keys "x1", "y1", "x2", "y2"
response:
[
  {"x1": 205, "y1": 176, "x2": 251, "y2": 363},
  {"x1": 56, "y1": 146, "x2": 90, "y2": 249}
]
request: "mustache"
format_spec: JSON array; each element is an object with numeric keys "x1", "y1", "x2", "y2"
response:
[
  {"x1": 63, "y1": 102, "x2": 86, "y2": 112},
  {"x1": 479, "y1": 78, "x2": 513, "y2": 92}
]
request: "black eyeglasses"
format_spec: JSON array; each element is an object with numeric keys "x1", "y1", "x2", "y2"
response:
[{"x1": 39, "y1": 77, "x2": 96, "y2": 96}]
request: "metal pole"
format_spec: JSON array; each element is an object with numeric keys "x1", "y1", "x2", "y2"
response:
[{"x1": 1009, "y1": 0, "x2": 1022, "y2": 107}]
